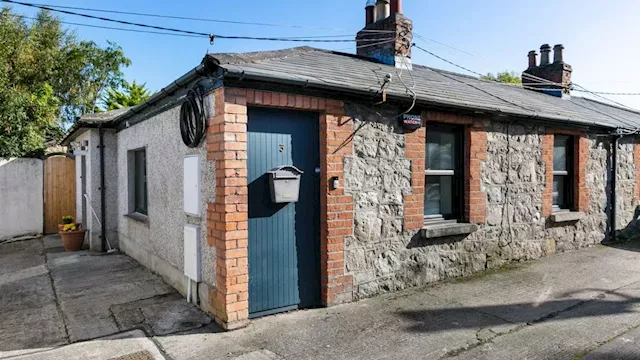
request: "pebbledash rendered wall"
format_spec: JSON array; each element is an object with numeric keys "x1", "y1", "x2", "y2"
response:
[
  {"x1": 115, "y1": 98, "x2": 217, "y2": 313},
  {"x1": 342, "y1": 104, "x2": 638, "y2": 300}
]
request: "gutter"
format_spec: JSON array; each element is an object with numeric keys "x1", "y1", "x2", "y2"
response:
[{"x1": 112, "y1": 63, "x2": 209, "y2": 127}]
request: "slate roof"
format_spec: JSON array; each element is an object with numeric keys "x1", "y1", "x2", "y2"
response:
[
  {"x1": 60, "y1": 108, "x2": 131, "y2": 145},
  {"x1": 208, "y1": 47, "x2": 640, "y2": 131},
  {"x1": 79, "y1": 108, "x2": 130, "y2": 124}
]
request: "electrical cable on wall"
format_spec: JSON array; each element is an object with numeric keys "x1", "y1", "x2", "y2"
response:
[{"x1": 180, "y1": 86, "x2": 207, "y2": 148}]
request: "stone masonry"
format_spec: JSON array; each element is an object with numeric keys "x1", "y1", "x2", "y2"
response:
[{"x1": 343, "y1": 105, "x2": 638, "y2": 300}]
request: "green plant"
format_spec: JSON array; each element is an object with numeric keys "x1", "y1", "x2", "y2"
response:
[
  {"x1": 0, "y1": 7, "x2": 131, "y2": 158},
  {"x1": 62, "y1": 215, "x2": 74, "y2": 224}
]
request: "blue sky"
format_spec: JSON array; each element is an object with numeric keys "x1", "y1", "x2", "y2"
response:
[{"x1": 10, "y1": 0, "x2": 640, "y2": 109}]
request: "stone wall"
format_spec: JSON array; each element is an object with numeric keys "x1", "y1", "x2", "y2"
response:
[
  {"x1": 617, "y1": 137, "x2": 637, "y2": 229},
  {"x1": 343, "y1": 103, "x2": 633, "y2": 300}
]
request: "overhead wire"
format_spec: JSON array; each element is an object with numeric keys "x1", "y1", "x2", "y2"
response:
[
  {"x1": 413, "y1": 32, "x2": 476, "y2": 58},
  {"x1": 395, "y1": 54, "x2": 417, "y2": 117},
  {"x1": 22, "y1": 2, "x2": 397, "y2": 33},
  {"x1": 21, "y1": 15, "x2": 205, "y2": 38},
  {"x1": 3, "y1": 0, "x2": 394, "y2": 43}
]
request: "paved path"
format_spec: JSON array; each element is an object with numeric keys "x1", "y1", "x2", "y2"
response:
[
  {"x1": 5, "y1": 237, "x2": 640, "y2": 359},
  {"x1": 0, "y1": 236, "x2": 210, "y2": 360},
  {"x1": 157, "y1": 241, "x2": 640, "y2": 360}
]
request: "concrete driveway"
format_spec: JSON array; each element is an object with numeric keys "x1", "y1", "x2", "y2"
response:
[
  {"x1": 6, "y1": 236, "x2": 640, "y2": 359},
  {"x1": 0, "y1": 235, "x2": 211, "y2": 359}
]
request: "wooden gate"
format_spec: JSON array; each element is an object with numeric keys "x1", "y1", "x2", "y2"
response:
[{"x1": 44, "y1": 156, "x2": 76, "y2": 234}]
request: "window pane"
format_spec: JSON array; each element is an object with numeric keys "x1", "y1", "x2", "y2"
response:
[
  {"x1": 554, "y1": 135, "x2": 569, "y2": 171},
  {"x1": 553, "y1": 175, "x2": 565, "y2": 207},
  {"x1": 426, "y1": 131, "x2": 457, "y2": 170},
  {"x1": 425, "y1": 176, "x2": 453, "y2": 216},
  {"x1": 134, "y1": 150, "x2": 147, "y2": 215}
]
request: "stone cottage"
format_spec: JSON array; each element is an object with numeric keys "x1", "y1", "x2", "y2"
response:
[{"x1": 62, "y1": 0, "x2": 640, "y2": 329}]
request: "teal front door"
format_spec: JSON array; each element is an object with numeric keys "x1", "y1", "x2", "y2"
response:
[{"x1": 247, "y1": 107, "x2": 320, "y2": 318}]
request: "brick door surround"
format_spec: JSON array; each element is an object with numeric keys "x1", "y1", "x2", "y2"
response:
[{"x1": 206, "y1": 87, "x2": 354, "y2": 328}]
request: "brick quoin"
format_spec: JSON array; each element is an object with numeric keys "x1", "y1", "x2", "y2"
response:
[
  {"x1": 404, "y1": 126, "x2": 426, "y2": 232},
  {"x1": 207, "y1": 87, "x2": 250, "y2": 329},
  {"x1": 541, "y1": 133, "x2": 554, "y2": 217},
  {"x1": 422, "y1": 110, "x2": 487, "y2": 224},
  {"x1": 207, "y1": 87, "x2": 354, "y2": 328}
]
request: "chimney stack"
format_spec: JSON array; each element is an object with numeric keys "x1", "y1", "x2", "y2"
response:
[
  {"x1": 375, "y1": 0, "x2": 391, "y2": 21},
  {"x1": 553, "y1": 44, "x2": 564, "y2": 63},
  {"x1": 391, "y1": 0, "x2": 403, "y2": 14},
  {"x1": 540, "y1": 44, "x2": 551, "y2": 66},
  {"x1": 365, "y1": 2, "x2": 376, "y2": 26},
  {"x1": 522, "y1": 44, "x2": 573, "y2": 97},
  {"x1": 356, "y1": 0, "x2": 413, "y2": 70},
  {"x1": 528, "y1": 50, "x2": 537, "y2": 69}
]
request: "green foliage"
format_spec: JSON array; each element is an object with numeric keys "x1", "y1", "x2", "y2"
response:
[
  {"x1": 481, "y1": 71, "x2": 522, "y2": 84},
  {"x1": 101, "y1": 80, "x2": 151, "y2": 111},
  {"x1": 0, "y1": 7, "x2": 131, "y2": 158}
]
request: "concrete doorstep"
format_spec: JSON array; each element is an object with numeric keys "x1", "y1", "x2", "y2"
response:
[{"x1": 6, "y1": 236, "x2": 640, "y2": 359}]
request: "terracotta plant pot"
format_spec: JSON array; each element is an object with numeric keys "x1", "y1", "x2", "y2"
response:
[{"x1": 59, "y1": 228, "x2": 86, "y2": 252}]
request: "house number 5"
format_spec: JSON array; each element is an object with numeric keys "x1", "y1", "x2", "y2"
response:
[{"x1": 279, "y1": 144, "x2": 285, "y2": 152}]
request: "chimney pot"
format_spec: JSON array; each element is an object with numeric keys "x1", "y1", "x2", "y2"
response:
[
  {"x1": 553, "y1": 44, "x2": 565, "y2": 63},
  {"x1": 540, "y1": 44, "x2": 551, "y2": 66},
  {"x1": 528, "y1": 50, "x2": 538, "y2": 69},
  {"x1": 391, "y1": 0, "x2": 403, "y2": 14},
  {"x1": 365, "y1": 3, "x2": 376, "y2": 26},
  {"x1": 375, "y1": 0, "x2": 391, "y2": 21}
]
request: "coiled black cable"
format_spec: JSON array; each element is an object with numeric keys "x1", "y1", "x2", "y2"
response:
[{"x1": 180, "y1": 87, "x2": 206, "y2": 148}]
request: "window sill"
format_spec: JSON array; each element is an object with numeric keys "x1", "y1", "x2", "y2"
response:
[
  {"x1": 549, "y1": 211, "x2": 585, "y2": 223},
  {"x1": 125, "y1": 212, "x2": 149, "y2": 224},
  {"x1": 420, "y1": 222, "x2": 478, "y2": 239}
]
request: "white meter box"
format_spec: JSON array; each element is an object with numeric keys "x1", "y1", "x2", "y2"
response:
[
  {"x1": 183, "y1": 155, "x2": 200, "y2": 216},
  {"x1": 183, "y1": 224, "x2": 201, "y2": 282}
]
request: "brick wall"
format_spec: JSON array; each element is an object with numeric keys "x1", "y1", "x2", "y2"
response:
[
  {"x1": 541, "y1": 133, "x2": 554, "y2": 217},
  {"x1": 207, "y1": 88, "x2": 249, "y2": 329},
  {"x1": 206, "y1": 87, "x2": 353, "y2": 328},
  {"x1": 467, "y1": 121, "x2": 488, "y2": 223},
  {"x1": 575, "y1": 136, "x2": 590, "y2": 212},
  {"x1": 404, "y1": 126, "x2": 425, "y2": 232}
]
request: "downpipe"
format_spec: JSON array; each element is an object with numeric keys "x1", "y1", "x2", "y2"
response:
[
  {"x1": 99, "y1": 125, "x2": 107, "y2": 252},
  {"x1": 611, "y1": 135, "x2": 620, "y2": 243}
]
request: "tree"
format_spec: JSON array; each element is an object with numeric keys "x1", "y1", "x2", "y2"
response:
[
  {"x1": 481, "y1": 71, "x2": 522, "y2": 84},
  {"x1": 101, "y1": 80, "x2": 151, "y2": 111},
  {"x1": 0, "y1": 7, "x2": 131, "y2": 158}
]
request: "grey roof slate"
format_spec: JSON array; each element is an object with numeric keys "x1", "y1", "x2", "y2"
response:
[
  {"x1": 208, "y1": 47, "x2": 640, "y2": 131},
  {"x1": 79, "y1": 108, "x2": 130, "y2": 124}
]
